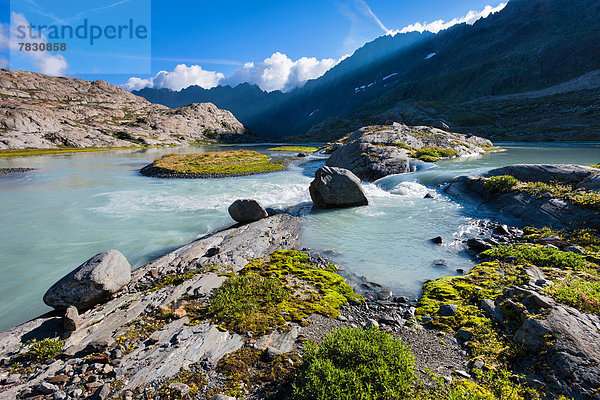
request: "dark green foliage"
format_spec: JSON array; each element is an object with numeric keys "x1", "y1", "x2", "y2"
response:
[
  {"x1": 483, "y1": 175, "x2": 518, "y2": 194},
  {"x1": 292, "y1": 327, "x2": 416, "y2": 400}
]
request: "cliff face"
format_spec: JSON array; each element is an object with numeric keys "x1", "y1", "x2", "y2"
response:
[{"x1": 0, "y1": 69, "x2": 250, "y2": 150}]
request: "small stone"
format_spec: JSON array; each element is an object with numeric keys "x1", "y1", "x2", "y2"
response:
[
  {"x1": 424, "y1": 193, "x2": 434, "y2": 199},
  {"x1": 439, "y1": 304, "x2": 458, "y2": 316},
  {"x1": 111, "y1": 348, "x2": 123, "y2": 359},
  {"x1": 48, "y1": 374, "x2": 69, "y2": 385},
  {"x1": 92, "y1": 383, "x2": 111, "y2": 400},
  {"x1": 365, "y1": 319, "x2": 379, "y2": 328},
  {"x1": 72, "y1": 388, "x2": 83, "y2": 398},
  {"x1": 433, "y1": 259, "x2": 448, "y2": 267},
  {"x1": 168, "y1": 382, "x2": 191, "y2": 396},
  {"x1": 473, "y1": 360, "x2": 485, "y2": 369},
  {"x1": 173, "y1": 308, "x2": 187, "y2": 319},
  {"x1": 564, "y1": 245, "x2": 585, "y2": 255},
  {"x1": 102, "y1": 365, "x2": 113, "y2": 375},
  {"x1": 454, "y1": 370, "x2": 472, "y2": 379},
  {"x1": 71, "y1": 376, "x2": 81, "y2": 384},
  {"x1": 431, "y1": 236, "x2": 443, "y2": 244},
  {"x1": 466, "y1": 238, "x2": 493, "y2": 252},
  {"x1": 158, "y1": 305, "x2": 170, "y2": 314},
  {"x1": 53, "y1": 391, "x2": 67, "y2": 400},
  {"x1": 456, "y1": 268, "x2": 465, "y2": 274},
  {"x1": 210, "y1": 395, "x2": 237, "y2": 400},
  {"x1": 443, "y1": 375, "x2": 453, "y2": 384},
  {"x1": 456, "y1": 328, "x2": 471, "y2": 341},
  {"x1": 337, "y1": 315, "x2": 348, "y2": 322},
  {"x1": 37, "y1": 381, "x2": 59, "y2": 394},
  {"x1": 376, "y1": 289, "x2": 392, "y2": 300},
  {"x1": 64, "y1": 306, "x2": 80, "y2": 332},
  {"x1": 421, "y1": 316, "x2": 432, "y2": 324},
  {"x1": 394, "y1": 296, "x2": 409, "y2": 304}
]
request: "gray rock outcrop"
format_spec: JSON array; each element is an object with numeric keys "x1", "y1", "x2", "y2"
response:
[
  {"x1": 228, "y1": 199, "x2": 269, "y2": 223},
  {"x1": 0, "y1": 70, "x2": 251, "y2": 150},
  {"x1": 326, "y1": 123, "x2": 493, "y2": 181},
  {"x1": 309, "y1": 166, "x2": 368, "y2": 208},
  {"x1": 43, "y1": 250, "x2": 131, "y2": 310},
  {"x1": 444, "y1": 164, "x2": 600, "y2": 229}
]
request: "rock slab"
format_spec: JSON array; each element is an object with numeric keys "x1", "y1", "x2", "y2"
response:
[
  {"x1": 43, "y1": 250, "x2": 131, "y2": 310},
  {"x1": 309, "y1": 166, "x2": 368, "y2": 209}
]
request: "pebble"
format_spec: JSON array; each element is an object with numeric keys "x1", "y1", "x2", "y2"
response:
[
  {"x1": 173, "y1": 308, "x2": 187, "y2": 319},
  {"x1": 564, "y1": 245, "x2": 585, "y2": 255},
  {"x1": 38, "y1": 381, "x2": 59, "y2": 394},
  {"x1": 439, "y1": 304, "x2": 458, "y2": 316},
  {"x1": 454, "y1": 370, "x2": 472, "y2": 379},
  {"x1": 337, "y1": 315, "x2": 348, "y2": 322},
  {"x1": 473, "y1": 360, "x2": 485, "y2": 369},
  {"x1": 456, "y1": 328, "x2": 472, "y2": 341},
  {"x1": 365, "y1": 319, "x2": 379, "y2": 328},
  {"x1": 169, "y1": 382, "x2": 191, "y2": 396},
  {"x1": 53, "y1": 391, "x2": 67, "y2": 400},
  {"x1": 431, "y1": 236, "x2": 443, "y2": 244}
]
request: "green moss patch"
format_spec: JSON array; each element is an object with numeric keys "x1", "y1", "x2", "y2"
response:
[
  {"x1": 482, "y1": 244, "x2": 588, "y2": 270},
  {"x1": 147, "y1": 149, "x2": 286, "y2": 177},
  {"x1": 267, "y1": 146, "x2": 318, "y2": 152},
  {"x1": 292, "y1": 327, "x2": 416, "y2": 400},
  {"x1": 545, "y1": 277, "x2": 600, "y2": 314},
  {"x1": 205, "y1": 250, "x2": 363, "y2": 335}
]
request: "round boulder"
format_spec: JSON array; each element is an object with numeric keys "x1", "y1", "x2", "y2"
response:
[
  {"x1": 43, "y1": 250, "x2": 131, "y2": 310},
  {"x1": 228, "y1": 199, "x2": 268, "y2": 223},
  {"x1": 309, "y1": 166, "x2": 368, "y2": 209}
]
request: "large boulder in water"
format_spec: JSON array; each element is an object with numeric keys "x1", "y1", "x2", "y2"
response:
[
  {"x1": 228, "y1": 199, "x2": 269, "y2": 223},
  {"x1": 43, "y1": 250, "x2": 131, "y2": 310},
  {"x1": 309, "y1": 166, "x2": 368, "y2": 209}
]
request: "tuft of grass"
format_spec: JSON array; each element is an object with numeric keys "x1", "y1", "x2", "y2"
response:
[
  {"x1": 149, "y1": 150, "x2": 286, "y2": 177},
  {"x1": 292, "y1": 327, "x2": 416, "y2": 400},
  {"x1": 267, "y1": 146, "x2": 318, "y2": 152},
  {"x1": 588, "y1": 163, "x2": 600, "y2": 169},
  {"x1": 21, "y1": 338, "x2": 64, "y2": 361},
  {"x1": 544, "y1": 277, "x2": 600, "y2": 314},
  {"x1": 483, "y1": 175, "x2": 518, "y2": 194},
  {"x1": 156, "y1": 366, "x2": 207, "y2": 399},
  {"x1": 205, "y1": 250, "x2": 363, "y2": 335}
]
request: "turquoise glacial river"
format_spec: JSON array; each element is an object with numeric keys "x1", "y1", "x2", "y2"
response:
[{"x1": 0, "y1": 143, "x2": 599, "y2": 332}]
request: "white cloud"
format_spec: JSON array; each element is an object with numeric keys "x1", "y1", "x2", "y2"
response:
[
  {"x1": 223, "y1": 52, "x2": 338, "y2": 92},
  {"x1": 390, "y1": 3, "x2": 507, "y2": 35},
  {"x1": 124, "y1": 52, "x2": 339, "y2": 93},
  {"x1": 0, "y1": 12, "x2": 68, "y2": 76},
  {"x1": 122, "y1": 64, "x2": 224, "y2": 91}
]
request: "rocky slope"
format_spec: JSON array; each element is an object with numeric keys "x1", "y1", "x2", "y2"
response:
[
  {"x1": 0, "y1": 69, "x2": 251, "y2": 150},
  {"x1": 326, "y1": 122, "x2": 494, "y2": 181},
  {"x1": 0, "y1": 214, "x2": 468, "y2": 400}
]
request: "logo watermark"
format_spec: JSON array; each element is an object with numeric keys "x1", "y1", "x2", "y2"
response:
[{"x1": 9, "y1": 0, "x2": 151, "y2": 75}]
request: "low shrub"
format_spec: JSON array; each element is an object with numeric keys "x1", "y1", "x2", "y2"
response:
[
  {"x1": 483, "y1": 175, "x2": 518, "y2": 194},
  {"x1": 21, "y1": 338, "x2": 64, "y2": 361},
  {"x1": 292, "y1": 327, "x2": 416, "y2": 400}
]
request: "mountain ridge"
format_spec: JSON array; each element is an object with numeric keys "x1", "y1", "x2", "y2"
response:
[{"x1": 134, "y1": 0, "x2": 600, "y2": 142}]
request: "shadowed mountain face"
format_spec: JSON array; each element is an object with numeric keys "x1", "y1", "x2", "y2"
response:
[{"x1": 134, "y1": 0, "x2": 600, "y2": 142}]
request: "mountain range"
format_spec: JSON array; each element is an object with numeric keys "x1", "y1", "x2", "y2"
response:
[{"x1": 134, "y1": 0, "x2": 600, "y2": 142}]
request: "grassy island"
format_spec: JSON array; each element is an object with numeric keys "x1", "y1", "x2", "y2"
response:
[
  {"x1": 141, "y1": 149, "x2": 287, "y2": 178},
  {"x1": 267, "y1": 146, "x2": 318, "y2": 153}
]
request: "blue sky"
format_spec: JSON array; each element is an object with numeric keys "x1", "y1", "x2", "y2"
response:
[{"x1": 1, "y1": 0, "x2": 507, "y2": 91}]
